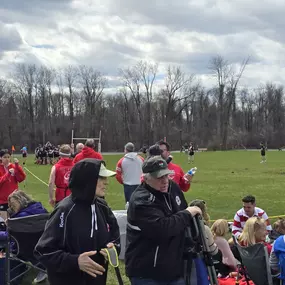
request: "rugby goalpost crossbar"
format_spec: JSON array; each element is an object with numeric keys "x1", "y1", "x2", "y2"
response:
[{"x1": 71, "y1": 129, "x2": 102, "y2": 153}]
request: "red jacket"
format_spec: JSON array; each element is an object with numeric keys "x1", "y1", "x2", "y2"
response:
[
  {"x1": 54, "y1": 158, "x2": 74, "y2": 202},
  {"x1": 0, "y1": 163, "x2": 26, "y2": 204},
  {"x1": 73, "y1": 146, "x2": 103, "y2": 164},
  {"x1": 167, "y1": 162, "x2": 191, "y2": 192}
]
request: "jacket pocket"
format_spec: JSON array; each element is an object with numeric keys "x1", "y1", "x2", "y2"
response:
[{"x1": 153, "y1": 246, "x2": 159, "y2": 267}]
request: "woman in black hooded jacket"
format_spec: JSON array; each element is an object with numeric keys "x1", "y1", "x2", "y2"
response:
[{"x1": 34, "y1": 158, "x2": 120, "y2": 285}]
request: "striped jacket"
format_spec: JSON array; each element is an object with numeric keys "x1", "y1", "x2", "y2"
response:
[{"x1": 232, "y1": 207, "x2": 272, "y2": 238}]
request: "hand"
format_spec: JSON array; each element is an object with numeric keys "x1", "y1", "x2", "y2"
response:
[
  {"x1": 184, "y1": 173, "x2": 193, "y2": 183},
  {"x1": 9, "y1": 168, "x2": 15, "y2": 176},
  {"x1": 14, "y1": 158, "x2": 19, "y2": 164},
  {"x1": 78, "y1": 251, "x2": 105, "y2": 278},
  {"x1": 49, "y1": 199, "x2": 56, "y2": 207},
  {"x1": 186, "y1": 206, "x2": 202, "y2": 216},
  {"x1": 100, "y1": 243, "x2": 114, "y2": 260}
]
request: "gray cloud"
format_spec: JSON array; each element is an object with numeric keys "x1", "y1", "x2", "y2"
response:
[
  {"x1": 0, "y1": 22, "x2": 23, "y2": 58},
  {"x1": 0, "y1": 0, "x2": 285, "y2": 88}
]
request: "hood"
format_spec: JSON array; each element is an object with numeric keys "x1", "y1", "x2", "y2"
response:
[
  {"x1": 124, "y1": 152, "x2": 138, "y2": 160},
  {"x1": 69, "y1": 158, "x2": 101, "y2": 204},
  {"x1": 57, "y1": 157, "x2": 74, "y2": 166},
  {"x1": 82, "y1": 146, "x2": 96, "y2": 156},
  {"x1": 11, "y1": 202, "x2": 48, "y2": 218}
]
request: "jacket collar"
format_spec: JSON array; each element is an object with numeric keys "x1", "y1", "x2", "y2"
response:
[{"x1": 144, "y1": 182, "x2": 171, "y2": 198}]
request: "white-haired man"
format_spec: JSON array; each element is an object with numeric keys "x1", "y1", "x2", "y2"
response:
[{"x1": 125, "y1": 156, "x2": 201, "y2": 285}]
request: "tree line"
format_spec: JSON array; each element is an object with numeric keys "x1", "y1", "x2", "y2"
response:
[{"x1": 0, "y1": 56, "x2": 284, "y2": 151}]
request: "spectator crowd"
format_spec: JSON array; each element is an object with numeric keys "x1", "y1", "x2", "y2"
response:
[{"x1": 0, "y1": 139, "x2": 284, "y2": 285}]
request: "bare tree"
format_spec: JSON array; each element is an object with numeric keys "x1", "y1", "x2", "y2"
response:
[
  {"x1": 13, "y1": 64, "x2": 38, "y2": 148},
  {"x1": 209, "y1": 55, "x2": 249, "y2": 149},
  {"x1": 120, "y1": 61, "x2": 158, "y2": 145},
  {"x1": 79, "y1": 65, "x2": 107, "y2": 136},
  {"x1": 160, "y1": 65, "x2": 195, "y2": 138},
  {"x1": 64, "y1": 66, "x2": 78, "y2": 124}
]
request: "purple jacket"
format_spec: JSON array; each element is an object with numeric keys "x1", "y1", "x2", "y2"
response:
[
  {"x1": 0, "y1": 202, "x2": 48, "y2": 241},
  {"x1": 11, "y1": 202, "x2": 48, "y2": 218}
]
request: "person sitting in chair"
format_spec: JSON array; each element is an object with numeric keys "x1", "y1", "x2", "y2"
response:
[
  {"x1": 189, "y1": 199, "x2": 219, "y2": 256},
  {"x1": 239, "y1": 217, "x2": 272, "y2": 255},
  {"x1": 0, "y1": 190, "x2": 48, "y2": 283},
  {"x1": 211, "y1": 219, "x2": 237, "y2": 276},
  {"x1": 7, "y1": 190, "x2": 48, "y2": 218}
]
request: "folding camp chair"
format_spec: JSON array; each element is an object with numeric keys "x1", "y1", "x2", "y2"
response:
[
  {"x1": 4, "y1": 213, "x2": 49, "y2": 285},
  {"x1": 112, "y1": 210, "x2": 127, "y2": 260},
  {"x1": 184, "y1": 214, "x2": 218, "y2": 285},
  {"x1": 233, "y1": 236, "x2": 275, "y2": 285}
]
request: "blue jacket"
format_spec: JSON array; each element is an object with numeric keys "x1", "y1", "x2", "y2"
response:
[
  {"x1": 0, "y1": 202, "x2": 48, "y2": 241},
  {"x1": 273, "y1": 235, "x2": 285, "y2": 284}
]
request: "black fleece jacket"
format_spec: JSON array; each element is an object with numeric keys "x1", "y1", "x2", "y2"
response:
[
  {"x1": 125, "y1": 180, "x2": 192, "y2": 281},
  {"x1": 34, "y1": 159, "x2": 120, "y2": 285}
]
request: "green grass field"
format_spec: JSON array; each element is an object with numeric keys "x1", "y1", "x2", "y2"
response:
[{"x1": 18, "y1": 150, "x2": 285, "y2": 284}]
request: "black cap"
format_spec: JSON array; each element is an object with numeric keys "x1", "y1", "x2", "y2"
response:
[{"x1": 142, "y1": 156, "x2": 174, "y2": 178}]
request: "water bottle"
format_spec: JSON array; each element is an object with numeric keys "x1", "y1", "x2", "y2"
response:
[
  {"x1": 187, "y1": 167, "x2": 197, "y2": 176},
  {"x1": 125, "y1": 202, "x2": 129, "y2": 211}
]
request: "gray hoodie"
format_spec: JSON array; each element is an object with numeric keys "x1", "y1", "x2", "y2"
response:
[{"x1": 116, "y1": 152, "x2": 143, "y2": 185}]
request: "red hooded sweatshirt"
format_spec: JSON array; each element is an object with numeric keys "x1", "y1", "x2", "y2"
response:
[
  {"x1": 73, "y1": 146, "x2": 103, "y2": 164},
  {"x1": 167, "y1": 162, "x2": 191, "y2": 192},
  {"x1": 54, "y1": 158, "x2": 74, "y2": 202},
  {"x1": 0, "y1": 163, "x2": 26, "y2": 204}
]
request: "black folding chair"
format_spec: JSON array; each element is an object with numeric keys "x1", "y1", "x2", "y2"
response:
[
  {"x1": 4, "y1": 213, "x2": 49, "y2": 285},
  {"x1": 233, "y1": 236, "x2": 275, "y2": 285}
]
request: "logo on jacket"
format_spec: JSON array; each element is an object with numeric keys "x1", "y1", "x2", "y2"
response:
[
  {"x1": 147, "y1": 193, "x2": 155, "y2": 203},
  {"x1": 175, "y1": 196, "x2": 181, "y2": 206},
  {"x1": 59, "y1": 212, "x2": 64, "y2": 228},
  {"x1": 64, "y1": 171, "x2": 71, "y2": 184}
]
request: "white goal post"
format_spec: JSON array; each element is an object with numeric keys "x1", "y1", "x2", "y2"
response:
[{"x1": 71, "y1": 129, "x2": 102, "y2": 153}]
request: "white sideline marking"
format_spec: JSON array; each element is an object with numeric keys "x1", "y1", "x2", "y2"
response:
[{"x1": 24, "y1": 167, "x2": 49, "y2": 187}]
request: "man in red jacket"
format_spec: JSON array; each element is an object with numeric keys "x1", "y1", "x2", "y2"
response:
[
  {"x1": 48, "y1": 145, "x2": 74, "y2": 207},
  {"x1": 0, "y1": 149, "x2": 26, "y2": 210},
  {"x1": 73, "y1": 139, "x2": 103, "y2": 163},
  {"x1": 157, "y1": 140, "x2": 191, "y2": 192}
]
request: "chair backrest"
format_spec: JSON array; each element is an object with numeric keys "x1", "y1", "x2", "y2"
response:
[
  {"x1": 7, "y1": 214, "x2": 50, "y2": 261},
  {"x1": 113, "y1": 210, "x2": 127, "y2": 260},
  {"x1": 235, "y1": 241, "x2": 273, "y2": 285}
]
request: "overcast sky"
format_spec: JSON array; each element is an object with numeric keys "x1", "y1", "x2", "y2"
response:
[{"x1": 1, "y1": 0, "x2": 285, "y2": 89}]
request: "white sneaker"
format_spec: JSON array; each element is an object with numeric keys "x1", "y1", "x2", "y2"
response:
[{"x1": 33, "y1": 271, "x2": 47, "y2": 283}]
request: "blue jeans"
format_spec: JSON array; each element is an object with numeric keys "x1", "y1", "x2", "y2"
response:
[
  {"x1": 130, "y1": 277, "x2": 185, "y2": 285},
  {"x1": 123, "y1": 184, "x2": 139, "y2": 202}
]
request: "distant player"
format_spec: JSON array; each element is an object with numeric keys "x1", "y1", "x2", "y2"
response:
[
  {"x1": 260, "y1": 143, "x2": 266, "y2": 163},
  {"x1": 20, "y1": 145, "x2": 28, "y2": 165},
  {"x1": 188, "y1": 142, "x2": 195, "y2": 164}
]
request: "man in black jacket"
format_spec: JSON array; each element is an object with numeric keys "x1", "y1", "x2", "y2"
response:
[
  {"x1": 125, "y1": 156, "x2": 201, "y2": 285},
  {"x1": 34, "y1": 158, "x2": 120, "y2": 285}
]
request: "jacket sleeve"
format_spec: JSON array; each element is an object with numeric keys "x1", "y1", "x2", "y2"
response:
[
  {"x1": 178, "y1": 167, "x2": 191, "y2": 192},
  {"x1": 115, "y1": 158, "x2": 124, "y2": 184},
  {"x1": 232, "y1": 213, "x2": 242, "y2": 238},
  {"x1": 0, "y1": 172, "x2": 11, "y2": 185},
  {"x1": 131, "y1": 202, "x2": 193, "y2": 241},
  {"x1": 34, "y1": 206, "x2": 80, "y2": 273},
  {"x1": 106, "y1": 207, "x2": 121, "y2": 254},
  {"x1": 14, "y1": 164, "x2": 26, "y2": 183},
  {"x1": 73, "y1": 154, "x2": 79, "y2": 164}
]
